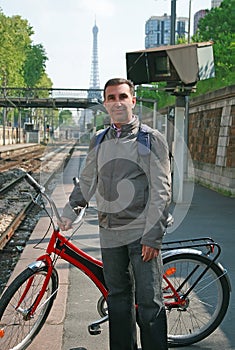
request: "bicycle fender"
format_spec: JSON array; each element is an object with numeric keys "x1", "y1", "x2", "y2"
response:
[
  {"x1": 162, "y1": 248, "x2": 232, "y2": 292},
  {"x1": 216, "y1": 261, "x2": 232, "y2": 292},
  {"x1": 28, "y1": 260, "x2": 47, "y2": 271},
  {"x1": 162, "y1": 248, "x2": 202, "y2": 260}
]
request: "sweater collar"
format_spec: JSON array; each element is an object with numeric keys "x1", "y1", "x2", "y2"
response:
[{"x1": 111, "y1": 116, "x2": 140, "y2": 137}]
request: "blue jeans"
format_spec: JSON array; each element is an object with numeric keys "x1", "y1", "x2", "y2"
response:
[{"x1": 101, "y1": 238, "x2": 168, "y2": 350}]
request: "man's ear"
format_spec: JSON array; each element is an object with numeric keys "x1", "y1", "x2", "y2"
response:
[{"x1": 132, "y1": 97, "x2": 136, "y2": 108}]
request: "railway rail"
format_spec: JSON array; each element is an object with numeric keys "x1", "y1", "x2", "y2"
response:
[
  {"x1": 0, "y1": 140, "x2": 79, "y2": 294},
  {"x1": 0, "y1": 173, "x2": 37, "y2": 250},
  {"x1": 0, "y1": 141, "x2": 77, "y2": 250},
  {"x1": 0, "y1": 144, "x2": 45, "y2": 171}
]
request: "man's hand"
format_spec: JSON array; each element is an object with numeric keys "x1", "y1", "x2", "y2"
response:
[
  {"x1": 58, "y1": 217, "x2": 73, "y2": 231},
  {"x1": 142, "y1": 245, "x2": 160, "y2": 262}
]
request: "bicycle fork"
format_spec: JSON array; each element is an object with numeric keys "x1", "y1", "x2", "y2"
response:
[{"x1": 16, "y1": 257, "x2": 58, "y2": 320}]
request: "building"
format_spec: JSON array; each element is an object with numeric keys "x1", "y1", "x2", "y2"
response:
[
  {"x1": 193, "y1": 0, "x2": 222, "y2": 34},
  {"x1": 177, "y1": 17, "x2": 188, "y2": 40},
  {"x1": 211, "y1": 0, "x2": 223, "y2": 8},
  {"x1": 193, "y1": 9, "x2": 207, "y2": 34},
  {"x1": 145, "y1": 14, "x2": 188, "y2": 48}
]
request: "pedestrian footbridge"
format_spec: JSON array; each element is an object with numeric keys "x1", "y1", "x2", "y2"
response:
[{"x1": 0, "y1": 87, "x2": 104, "y2": 109}]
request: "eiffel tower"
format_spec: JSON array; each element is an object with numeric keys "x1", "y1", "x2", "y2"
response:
[{"x1": 88, "y1": 21, "x2": 102, "y2": 102}]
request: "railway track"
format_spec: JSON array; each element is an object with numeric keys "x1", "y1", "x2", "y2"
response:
[
  {"x1": 0, "y1": 142, "x2": 76, "y2": 294},
  {"x1": 0, "y1": 141, "x2": 78, "y2": 294},
  {"x1": 0, "y1": 173, "x2": 37, "y2": 250},
  {"x1": 0, "y1": 141, "x2": 77, "y2": 250},
  {"x1": 0, "y1": 144, "x2": 45, "y2": 171}
]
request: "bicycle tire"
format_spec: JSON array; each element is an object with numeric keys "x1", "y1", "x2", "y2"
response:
[
  {"x1": 0, "y1": 265, "x2": 58, "y2": 350},
  {"x1": 163, "y1": 252, "x2": 230, "y2": 347}
]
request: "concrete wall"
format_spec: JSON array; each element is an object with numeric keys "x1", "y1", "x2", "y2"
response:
[{"x1": 0, "y1": 126, "x2": 24, "y2": 145}]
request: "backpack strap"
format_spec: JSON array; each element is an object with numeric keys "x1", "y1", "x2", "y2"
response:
[
  {"x1": 94, "y1": 126, "x2": 110, "y2": 151},
  {"x1": 94, "y1": 124, "x2": 151, "y2": 156},
  {"x1": 137, "y1": 124, "x2": 151, "y2": 156}
]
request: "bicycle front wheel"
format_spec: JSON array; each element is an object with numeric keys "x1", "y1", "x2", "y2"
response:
[
  {"x1": 163, "y1": 253, "x2": 230, "y2": 347},
  {"x1": 0, "y1": 265, "x2": 58, "y2": 350}
]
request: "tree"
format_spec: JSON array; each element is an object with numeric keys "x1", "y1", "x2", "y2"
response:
[
  {"x1": 136, "y1": 83, "x2": 175, "y2": 110},
  {"x1": 59, "y1": 110, "x2": 74, "y2": 126},
  {"x1": 192, "y1": 0, "x2": 235, "y2": 87},
  {"x1": 23, "y1": 44, "x2": 48, "y2": 87},
  {"x1": 0, "y1": 12, "x2": 32, "y2": 86},
  {"x1": 0, "y1": 10, "x2": 51, "y2": 90}
]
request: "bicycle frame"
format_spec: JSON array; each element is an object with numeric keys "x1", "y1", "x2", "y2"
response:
[
  {"x1": 17, "y1": 172, "x2": 229, "y2": 325},
  {"x1": 1, "y1": 172, "x2": 231, "y2": 350},
  {"x1": 20, "y1": 226, "x2": 108, "y2": 319},
  {"x1": 21, "y1": 228, "x2": 221, "y2": 319}
]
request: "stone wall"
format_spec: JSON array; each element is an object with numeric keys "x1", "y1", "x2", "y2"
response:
[
  {"x1": 188, "y1": 85, "x2": 235, "y2": 195},
  {"x1": 157, "y1": 85, "x2": 235, "y2": 196}
]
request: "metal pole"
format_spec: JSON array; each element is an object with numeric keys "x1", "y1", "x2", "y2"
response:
[
  {"x1": 188, "y1": 0, "x2": 192, "y2": 43},
  {"x1": 171, "y1": 0, "x2": 176, "y2": 45},
  {"x1": 173, "y1": 95, "x2": 186, "y2": 203},
  {"x1": 153, "y1": 101, "x2": 157, "y2": 129},
  {"x1": 3, "y1": 108, "x2": 7, "y2": 145},
  {"x1": 184, "y1": 95, "x2": 189, "y2": 177},
  {"x1": 18, "y1": 109, "x2": 22, "y2": 143}
]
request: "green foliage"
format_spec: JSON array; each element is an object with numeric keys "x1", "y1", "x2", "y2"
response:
[
  {"x1": 192, "y1": 0, "x2": 235, "y2": 93},
  {"x1": 176, "y1": 36, "x2": 187, "y2": 44},
  {"x1": 140, "y1": 0, "x2": 235, "y2": 105},
  {"x1": 0, "y1": 12, "x2": 32, "y2": 86},
  {"x1": 59, "y1": 110, "x2": 74, "y2": 126},
  {"x1": 23, "y1": 44, "x2": 48, "y2": 87},
  {"x1": 0, "y1": 9, "x2": 51, "y2": 88},
  {"x1": 136, "y1": 83, "x2": 175, "y2": 109}
]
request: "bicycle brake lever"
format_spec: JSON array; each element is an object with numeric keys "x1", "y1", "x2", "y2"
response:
[{"x1": 72, "y1": 207, "x2": 86, "y2": 225}]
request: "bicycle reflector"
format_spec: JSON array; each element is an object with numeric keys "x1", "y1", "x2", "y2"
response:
[
  {"x1": 0, "y1": 328, "x2": 5, "y2": 338},
  {"x1": 165, "y1": 267, "x2": 176, "y2": 276},
  {"x1": 206, "y1": 244, "x2": 215, "y2": 253}
]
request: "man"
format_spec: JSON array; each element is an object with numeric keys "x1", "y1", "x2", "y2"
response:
[{"x1": 59, "y1": 78, "x2": 171, "y2": 350}]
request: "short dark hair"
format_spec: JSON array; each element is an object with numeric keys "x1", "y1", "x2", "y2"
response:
[{"x1": 103, "y1": 78, "x2": 135, "y2": 99}]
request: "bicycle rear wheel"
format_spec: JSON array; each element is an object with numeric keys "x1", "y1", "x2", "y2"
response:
[
  {"x1": 0, "y1": 265, "x2": 58, "y2": 350},
  {"x1": 163, "y1": 252, "x2": 230, "y2": 347}
]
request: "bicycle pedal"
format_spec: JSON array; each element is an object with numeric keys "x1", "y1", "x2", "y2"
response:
[{"x1": 88, "y1": 324, "x2": 102, "y2": 335}]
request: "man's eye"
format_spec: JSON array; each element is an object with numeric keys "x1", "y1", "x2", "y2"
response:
[{"x1": 120, "y1": 94, "x2": 128, "y2": 100}]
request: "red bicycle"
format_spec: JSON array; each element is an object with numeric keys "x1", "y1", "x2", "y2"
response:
[{"x1": 0, "y1": 172, "x2": 231, "y2": 350}]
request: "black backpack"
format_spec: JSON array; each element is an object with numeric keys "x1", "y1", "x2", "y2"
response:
[{"x1": 94, "y1": 124, "x2": 152, "y2": 156}]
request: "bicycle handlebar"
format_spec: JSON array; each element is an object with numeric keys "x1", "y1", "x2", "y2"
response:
[
  {"x1": 24, "y1": 171, "x2": 85, "y2": 226},
  {"x1": 25, "y1": 172, "x2": 45, "y2": 193}
]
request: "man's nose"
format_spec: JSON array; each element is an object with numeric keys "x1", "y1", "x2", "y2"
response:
[{"x1": 113, "y1": 100, "x2": 122, "y2": 106}]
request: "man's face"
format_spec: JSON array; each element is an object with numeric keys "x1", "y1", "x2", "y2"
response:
[{"x1": 103, "y1": 83, "x2": 136, "y2": 125}]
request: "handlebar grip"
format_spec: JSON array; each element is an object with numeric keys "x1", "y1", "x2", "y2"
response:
[
  {"x1": 25, "y1": 173, "x2": 45, "y2": 193},
  {"x1": 73, "y1": 177, "x2": 79, "y2": 186}
]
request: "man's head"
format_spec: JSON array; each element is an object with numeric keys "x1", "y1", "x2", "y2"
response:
[{"x1": 103, "y1": 78, "x2": 136, "y2": 127}]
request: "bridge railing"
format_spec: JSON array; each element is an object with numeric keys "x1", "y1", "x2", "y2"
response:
[{"x1": 0, "y1": 87, "x2": 103, "y2": 99}]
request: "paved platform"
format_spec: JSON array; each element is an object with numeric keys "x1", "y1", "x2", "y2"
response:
[
  {"x1": 4, "y1": 144, "x2": 235, "y2": 350},
  {"x1": 0, "y1": 143, "x2": 39, "y2": 155}
]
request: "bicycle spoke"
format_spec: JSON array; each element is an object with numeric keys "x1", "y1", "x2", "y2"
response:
[
  {"x1": 0, "y1": 267, "x2": 57, "y2": 350},
  {"x1": 164, "y1": 253, "x2": 230, "y2": 346}
]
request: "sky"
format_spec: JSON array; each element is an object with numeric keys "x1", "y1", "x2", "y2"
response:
[{"x1": 0, "y1": 0, "x2": 212, "y2": 90}]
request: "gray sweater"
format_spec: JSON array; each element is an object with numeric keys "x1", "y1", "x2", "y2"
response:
[{"x1": 62, "y1": 117, "x2": 171, "y2": 249}]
